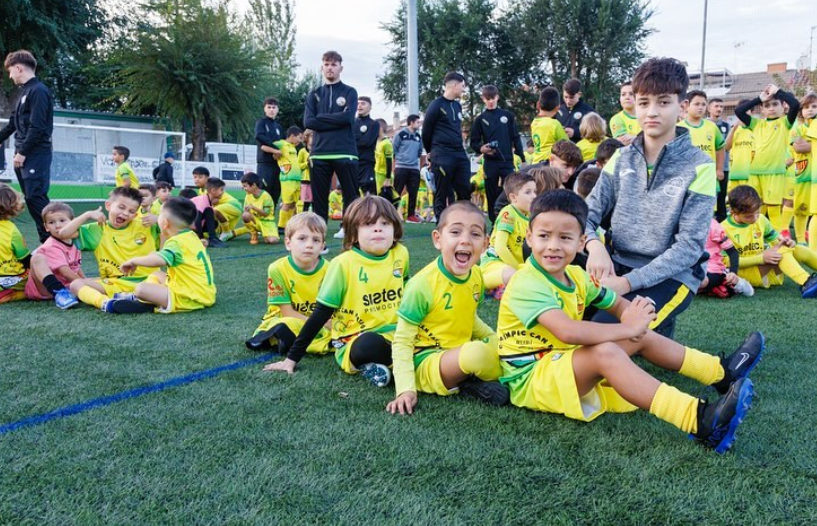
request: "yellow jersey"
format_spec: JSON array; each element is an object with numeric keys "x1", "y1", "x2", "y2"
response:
[
  {"x1": 157, "y1": 229, "x2": 216, "y2": 306},
  {"x1": 0, "y1": 220, "x2": 30, "y2": 276},
  {"x1": 678, "y1": 119, "x2": 724, "y2": 163},
  {"x1": 729, "y1": 126, "x2": 754, "y2": 181},
  {"x1": 791, "y1": 120, "x2": 812, "y2": 184},
  {"x1": 328, "y1": 191, "x2": 343, "y2": 214},
  {"x1": 530, "y1": 116, "x2": 568, "y2": 163},
  {"x1": 274, "y1": 140, "x2": 301, "y2": 182},
  {"x1": 481, "y1": 204, "x2": 528, "y2": 268},
  {"x1": 264, "y1": 255, "x2": 327, "y2": 319},
  {"x1": 497, "y1": 260, "x2": 616, "y2": 370},
  {"x1": 77, "y1": 220, "x2": 158, "y2": 281},
  {"x1": 317, "y1": 244, "x2": 409, "y2": 340},
  {"x1": 747, "y1": 115, "x2": 795, "y2": 175},
  {"x1": 576, "y1": 138, "x2": 604, "y2": 161},
  {"x1": 115, "y1": 162, "x2": 139, "y2": 188},
  {"x1": 721, "y1": 215, "x2": 778, "y2": 262},
  {"x1": 149, "y1": 200, "x2": 162, "y2": 216},
  {"x1": 244, "y1": 191, "x2": 275, "y2": 220},
  {"x1": 298, "y1": 148, "x2": 311, "y2": 183},
  {"x1": 609, "y1": 110, "x2": 640, "y2": 138},
  {"x1": 374, "y1": 137, "x2": 393, "y2": 175}
]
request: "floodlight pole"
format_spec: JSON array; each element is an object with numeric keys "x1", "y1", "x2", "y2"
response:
[
  {"x1": 700, "y1": 0, "x2": 708, "y2": 89},
  {"x1": 407, "y1": 0, "x2": 419, "y2": 116}
]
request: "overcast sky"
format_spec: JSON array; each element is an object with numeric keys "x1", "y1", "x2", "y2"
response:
[{"x1": 272, "y1": 0, "x2": 816, "y2": 119}]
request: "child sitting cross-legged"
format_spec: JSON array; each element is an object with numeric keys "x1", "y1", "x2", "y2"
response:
[
  {"x1": 0, "y1": 184, "x2": 30, "y2": 303},
  {"x1": 246, "y1": 212, "x2": 332, "y2": 354},
  {"x1": 497, "y1": 190, "x2": 765, "y2": 454},
  {"x1": 228, "y1": 172, "x2": 279, "y2": 245}
]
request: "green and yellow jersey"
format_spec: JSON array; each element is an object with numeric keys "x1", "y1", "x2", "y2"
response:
[
  {"x1": 481, "y1": 204, "x2": 528, "y2": 268},
  {"x1": 609, "y1": 110, "x2": 640, "y2": 139},
  {"x1": 115, "y1": 162, "x2": 139, "y2": 188},
  {"x1": 678, "y1": 119, "x2": 724, "y2": 163},
  {"x1": 0, "y1": 220, "x2": 30, "y2": 276},
  {"x1": 77, "y1": 220, "x2": 158, "y2": 281},
  {"x1": 530, "y1": 116, "x2": 568, "y2": 163},
  {"x1": 374, "y1": 137, "x2": 393, "y2": 176},
  {"x1": 263, "y1": 255, "x2": 327, "y2": 320},
  {"x1": 328, "y1": 191, "x2": 343, "y2": 215},
  {"x1": 576, "y1": 138, "x2": 605, "y2": 161},
  {"x1": 273, "y1": 140, "x2": 302, "y2": 182},
  {"x1": 514, "y1": 154, "x2": 523, "y2": 170},
  {"x1": 729, "y1": 126, "x2": 754, "y2": 181},
  {"x1": 244, "y1": 191, "x2": 275, "y2": 221},
  {"x1": 721, "y1": 215, "x2": 778, "y2": 262},
  {"x1": 747, "y1": 115, "x2": 795, "y2": 175},
  {"x1": 298, "y1": 148, "x2": 311, "y2": 183},
  {"x1": 149, "y1": 200, "x2": 163, "y2": 216},
  {"x1": 157, "y1": 229, "x2": 216, "y2": 307},
  {"x1": 791, "y1": 120, "x2": 812, "y2": 185},
  {"x1": 317, "y1": 244, "x2": 409, "y2": 340}
]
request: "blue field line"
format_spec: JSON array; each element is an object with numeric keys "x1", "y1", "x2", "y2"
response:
[{"x1": 0, "y1": 352, "x2": 277, "y2": 437}]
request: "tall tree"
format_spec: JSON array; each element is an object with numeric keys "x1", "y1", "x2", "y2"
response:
[{"x1": 244, "y1": 0, "x2": 298, "y2": 79}]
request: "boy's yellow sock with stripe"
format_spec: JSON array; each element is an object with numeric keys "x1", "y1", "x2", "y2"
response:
[
  {"x1": 649, "y1": 383, "x2": 699, "y2": 434},
  {"x1": 793, "y1": 245, "x2": 817, "y2": 271},
  {"x1": 277, "y1": 208, "x2": 294, "y2": 231},
  {"x1": 678, "y1": 347, "x2": 724, "y2": 386},
  {"x1": 233, "y1": 226, "x2": 250, "y2": 237},
  {"x1": 794, "y1": 215, "x2": 809, "y2": 244},
  {"x1": 767, "y1": 205, "x2": 782, "y2": 231},
  {"x1": 779, "y1": 204, "x2": 794, "y2": 234},
  {"x1": 77, "y1": 286, "x2": 109, "y2": 309},
  {"x1": 777, "y1": 248, "x2": 810, "y2": 285},
  {"x1": 809, "y1": 215, "x2": 817, "y2": 251}
]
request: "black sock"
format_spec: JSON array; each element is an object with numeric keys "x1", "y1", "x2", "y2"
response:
[
  {"x1": 42, "y1": 275, "x2": 63, "y2": 295},
  {"x1": 246, "y1": 324, "x2": 296, "y2": 352},
  {"x1": 110, "y1": 299, "x2": 155, "y2": 314},
  {"x1": 349, "y1": 332, "x2": 393, "y2": 367}
]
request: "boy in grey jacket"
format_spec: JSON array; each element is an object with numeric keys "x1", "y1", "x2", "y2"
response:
[{"x1": 585, "y1": 57, "x2": 716, "y2": 338}]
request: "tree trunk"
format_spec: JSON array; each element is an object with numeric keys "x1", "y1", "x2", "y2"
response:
[
  {"x1": 0, "y1": 89, "x2": 12, "y2": 118},
  {"x1": 216, "y1": 115, "x2": 223, "y2": 143},
  {"x1": 191, "y1": 117, "x2": 207, "y2": 161}
]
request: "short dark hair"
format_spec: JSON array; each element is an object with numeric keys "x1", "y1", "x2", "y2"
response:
[
  {"x1": 620, "y1": 81, "x2": 632, "y2": 90},
  {"x1": 376, "y1": 118, "x2": 388, "y2": 132},
  {"x1": 503, "y1": 171, "x2": 535, "y2": 197},
  {"x1": 322, "y1": 50, "x2": 343, "y2": 63},
  {"x1": 632, "y1": 57, "x2": 689, "y2": 98},
  {"x1": 406, "y1": 114, "x2": 420, "y2": 126},
  {"x1": 708, "y1": 97, "x2": 724, "y2": 105},
  {"x1": 264, "y1": 97, "x2": 279, "y2": 107},
  {"x1": 156, "y1": 181, "x2": 172, "y2": 191},
  {"x1": 241, "y1": 172, "x2": 263, "y2": 187},
  {"x1": 563, "y1": 78, "x2": 582, "y2": 96},
  {"x1": 358, "y1": 96, "x2": 372, "y2": 104},
  {"x1": 481, "y1": 85, "x2": 499, "y2": 99},
  {"x1": 595, "y1": 138, "x2": 624, "y2": 166},
  {"x1": 162, "y1": 197, "x2": 198, "y2": 226},
  {"x1": 686, "y1": 89, "x2": 707, "y2": 102},
  {"x1": 575, "y1": 168, "x2": 602, "y2": 199},
  {"x1": 444, "y1": 72, "x2": 465, "y2": 84},
  {"x1": 4, "y1": 50, "x2": 36, "y2": 70},
  {"x1": 42, "y1": 202, "x2": 74, "y2": 221},
  {"x1": 529, "y1": 189, "x2": 588, "y2": 230},
  {"x1": 538, "y1": 87, "x2": 561, "y2": 112},
  {"x1": 286, "y1": 126, "x2": 303, "y2": 138},
  {"x1": 728, "y1": 185, "x2": 762, "y2": 214},
  {"x1": 206, "y1": 177, "x2": 226, "y2": 191},
  {"x1": 139, "y1": 183, "x2": 157, "y2": 195},
  {"x1": 436, "y1": 200, "x2": 487, "y2": 233},
  {"x1": 178, "y1": 188, "x2": 198, "y2": 199},
  {"x1": 109, "y1": 186, "x2": 143, "y2": 206},
  {"x1": 113, "y1": 145, "x2": 130, "y2": 160},
  {"x1": 551, "y1": 140, "x2": 583, "y2": 169},
  {"x1": 192, "y1": 166, "x2": 210, "y2": 176},
  {"x1": 342, "y1": 195, "x2": 404, "y2": 250}
]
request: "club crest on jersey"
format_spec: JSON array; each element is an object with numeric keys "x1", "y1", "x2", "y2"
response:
[
  {"x1": 392, "y1": 260, "x2": 404, "y2": 278},
  {"x1": 796, "y1": 159, "x2": 808, "y2": 175},
  {"x1": 360, "y1": 125, "x2": 368, "y2": 133},
  {"x1": 500, "y1": 115, "x2": 508, "y2": 124},
  {"x1": 752, "y1": 230, "x2": 761, "y2": 239},
  {"x1": 472, "y1": 283, "x2": 481, "y2": 302},
  {"x1": 706, "y1": 133, "x2": 713, "y2": 142},
  {"x1": 281, "y1": 163, "x2": 292, "y2": 174},
  {"x1": 573, "y1": 112, "x2": 582, "y2": 120},
  {"x1": 336, "y1": 96, "x2": 346, "y2": 107},
  {"x1": 134, "y1": 232, "x2": 147, "y2": 245}
]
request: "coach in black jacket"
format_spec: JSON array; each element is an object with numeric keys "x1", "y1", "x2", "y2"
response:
[
  {"x1": 556, "y1": 78, "x2": 595, "y2": 143},
  {"x1": 0, "y1": 50, "x2": 53, "y2": 242}
]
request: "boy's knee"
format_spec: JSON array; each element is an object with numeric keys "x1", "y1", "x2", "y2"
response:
[
  {"x1": 592, "y1": 342, "x2": 627, "y2": 365},
  {"x1": 134, "y1": 283, "x2": 148, "y2": 298},
  {"x1": 242, "y1": 212, "x2": 253, "y2": 222}
]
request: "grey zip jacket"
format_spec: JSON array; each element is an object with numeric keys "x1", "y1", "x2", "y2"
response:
[{"x1": 585, "y1": 128, "x2": 716, "y2": 292}]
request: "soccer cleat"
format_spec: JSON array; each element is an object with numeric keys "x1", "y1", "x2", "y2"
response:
[
  {"x1": 0, "y1": 276, "x2": 23, "y2": 289},
  {"x1": 218, "y1": 231, "x2": 234, "y2": 242},
  {"x1": 800, "y1": 273, "x2": 817, "y2": 298},
  {"x1": 692, "y1": 377, "x2": 754, "y2": 454},
  {"x1": 458, "y1": 379, "x2": 510, "y2": 406},
  {"x1": 112, "y1": 292, "x2": 137, "y2": 302},
  {"x1": 333, "y1": 228, "x2": 345, "y2": 239},
  {"x1": 405, "y1": 215, "x2": 422, "y2": 224},
  {"x1": 359, "y1": 362, "x2": 391, "y2": 388},
  {"x1": 100, "y1": 299, "x2": 116, "y2": 313},
  {"x1": 732, "y1": 277, "x2": 754, "y2": 297},
  {"x1": 54, "y1": 288, "x2": 79, "y2": 310},
  {"x1": 249, "y1": 231, "x2": 259, "y2": 245},
  {"x1": 207, "y1": 238, "x2": 228, "y2": 248},
  {"x1": 711, "y1": 331, "x2": 765, "y2": 394}
]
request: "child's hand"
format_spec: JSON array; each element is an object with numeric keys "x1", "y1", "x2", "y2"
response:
[
  {"x1": 724, "y1": 272, "x2": 739, "y2": 287},
  {"x1": 86, "y1": 207, "x2": 106, "y2": 225},
  {"x1": 716, "y1": 169, "x2": 724, "y2": 181},
  {"x1": 141, "y1": 214, "x2": 158, "y2": 226},
  {"x1": 244, "y1": 205, "x2": 251, "y2": 212},
  {"x1": 586, "y1": 241, "x2": 615, "y2": 280},
  {"x1": 120, "y1": 259, "x2": 137, "y2": 275},
  {"x1": 386, "y1": 391, "x2": 418, "y2": 415},
  {"x1": 620, "y1": 295, "x2": 656, "y2": 340},
  {"x1": 263, "y1": 358, "x2": 297, "y2": 374},
  {"x1": 778, "y1": 236, "x2": 795, "y2": 248},
  {"x1": 762, "y1": 248, "x2": 782, "y2": 264}
]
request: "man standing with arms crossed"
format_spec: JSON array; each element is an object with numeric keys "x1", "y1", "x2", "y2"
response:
[
  {"x1": 304, "y1": 51, "x2": 359, "y2": 238},
  {"x1": 255, "y1": 97, "x2": 284, "y2": 213},
  {"x1": 392, "y1": 114, "x2": 423, "y2": 223},
  {"x1": 355, "y1": 96, "x2": 379, "y2": 196},
  {"x1": 0, "y1": 50, "x2": 53, "y2": 242},
  {"x1": 469, "y1": 85, "x2": 525, "y2": 224},
  {"x1": 423, "y1": 72, "x2": 471, "y2": 221}
]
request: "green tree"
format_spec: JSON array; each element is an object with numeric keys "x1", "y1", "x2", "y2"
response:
[{"x1": 244, "y1": 0, "x2": 297, "y2": 78}]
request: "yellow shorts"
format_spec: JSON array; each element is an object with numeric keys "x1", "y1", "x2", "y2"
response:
[
  {"x1": 253, "y1": 218, "x2": 279, "y2": 238},
  {"x1": 254, "y1": 315, "x2": 332, "y2": 354},
  {"x1": 737, "y1": 265, "x2": 785, "y2": 289},
  {"x1": 280, "y1": 180, "x2": 300, "y2": 205},
  {"x1": 727, "y1": 179, "x2": 750, "y2": 195},
  {"x1": 481, "y1": 259, "x2": 513, "y2": 291},
  {"x1": 794, "y1": 181, "x2": 812, "y2": 216},
  {"x1": 215, "y1": 201, "x2": 242, "y2": 232},
  {"x1": 748, "y1": 174, "x2": 786, "y2": 205},
  {"x1": 375, "y1": 172, "x2": 388, "y2": 194},
  {"x1": 414, "y1": 349, "x2": 457, "y2": 396},
  {"x1": 333, "y1": 330, "x2": 394, "y2": 374},
  {"x1": 784, "y1": 172, "x2": 796, "y2": 202},
  {"x1": 159, "y1": 287, "x2": 215, "y2": 314},
  {"x1": 99, "y1": 277, "x2": 141, "y2": 296}
]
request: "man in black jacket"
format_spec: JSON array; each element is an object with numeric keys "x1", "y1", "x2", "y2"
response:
[
  {"x1": 0, "y1": 50, "x2": 53, "y2": 242},
  {"x1": 255, "y1": 97, "x2": 284, "y2": 206},
  {"x1": 303, "y1": 51, "x2": 359, "y2": 233},
  {"x1": 556, "y1": 78, "x2": 595, "y2": 143},
  {"x1": 469, "y1": 85, "x2": 524, "y2": 224},
  {"x1": 355, "y1": 96, "x2": 379, "y2": 196},
  {"x1": 154, "y1": 152, "x2": 175, "y2": 187}
]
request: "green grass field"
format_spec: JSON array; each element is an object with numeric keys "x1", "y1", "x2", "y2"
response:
[{"x1": 2, "y1": 204, "x2": 816, "y2": 525}]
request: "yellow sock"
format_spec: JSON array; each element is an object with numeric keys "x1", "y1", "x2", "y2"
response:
[
  {"x1": 233, "y1": 226, "x2": 250, "y2": 237},
  {"x1": 793, "y1": 245, "x2": 817, "y2": 271},
  {"x1": 78, "y1": 286, "x2": 109, "y2": 309},
  {"x1": 779, "y1": 204, "x2": 794, "y2": 233},
  {"x1": 678, "y1": 346, "x2": 724, "y2": 386},
  {"x1": 794, "y1": 215, "x2": 809, "y2": 244},
  {"x1": 458, "y1": 341, "x2": 501, "y2": 381},
  {"x1": 277, "y1": 207, "x2": 294, "y2": 230},
  {"x1": 777, "y1": 247, "x2": 810, "y2": 285},
  {"x1": 767, "y1": 205, "x2": 782, "y2": 231},
  {"x1": 649, "y1": 383, "x2": 700, "y2": 434},
  {"x1": 810, "y1": 215, "x2": 817, "y2": 251}
]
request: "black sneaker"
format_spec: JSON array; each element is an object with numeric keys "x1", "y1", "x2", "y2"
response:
[
  {"x1": 458, "y1": 379, "x2": 510, "y2": 406},
  {"x1": 712, "y1": 331, "x2": 765, "y2": 394},
  {"x1": 207, "y1": 238, "x2": 228, "y2": 249},
  {"x1": 801, "y1": 273, "x2": 817, "y2": 298},
  {"x1": 692, "y1": 377, "x2": 754, "y2": 454},
  {"x1": 245, "y1": 334, "x2": 274, "y2": 351}
]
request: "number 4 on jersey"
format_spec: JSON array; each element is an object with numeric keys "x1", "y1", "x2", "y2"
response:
[{"x1": 358, "y1": 268, "x2": 369, "y2": 283}]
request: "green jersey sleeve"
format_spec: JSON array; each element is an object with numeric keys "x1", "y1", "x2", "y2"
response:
[
  {"x1": 714, "y1": 125, "x2": 725, "y2": 150},
  {"x1": 157, "y1": 238, "x2": 183, "y2": 267},
  {"x1": 763, "y1": 217, "x2": 779, "y2": 244},
  {"x1": 583, "y1": 271, "x2": 617, "y2": 309},
  {"x1": 77, "y1": 223, "x2": 102, "y2": 252},
  {"x1": 10, "y1": 224, "x2": 29, "y2": 259},
  {"x1": 317, "y1": 258, "x2": 348, "y2": 308},
  {"x1": 267, "y1": 263, "x2": 291, "y2": 305},
  {"x1": 397, "y1": 276, "x2": 432, "y2": 325},
  {"x1": 507, "y1": 273, "x2": 562, "y2": 329}
]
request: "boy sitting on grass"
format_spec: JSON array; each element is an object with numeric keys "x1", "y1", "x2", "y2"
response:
[
  {"x1": 249, "y1": 212, "x2": 332, "y2": 354},
  {"x1": 227, "y1": 172, "x2": 279, "y2": 245},
  {"x1": 498, "y1": 190, "x2": 764, "y2": 454}
]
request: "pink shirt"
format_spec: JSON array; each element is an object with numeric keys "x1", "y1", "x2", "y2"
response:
[
  {"x1": 25, "y1": 236, "x2": 82, "y2": 300},
  {"x1": 705, "y1": 218, "x2": 733, "y2": 274},
  {"x1": 191, "y1": 194, "x2": 212, "y2": 213}
]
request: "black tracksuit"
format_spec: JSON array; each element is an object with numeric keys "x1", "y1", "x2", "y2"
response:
[
  {"x1": 423, "y1": 95, "x2": 471, "y2": 220},
  {"x1": 556, "y1": 100, "x2": 595, "y2": 142},
  {"x1": 255, "y1": 116, "x2": 284, "y2": 204},
  {"x1": 355, "y1": 114, "x2": 379, "y2": 194}
]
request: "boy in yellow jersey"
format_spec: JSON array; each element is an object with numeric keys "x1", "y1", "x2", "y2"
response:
[
  {"x1": 108, "y1": 197, "x2": 216, "y2": 313},
  {"x1": 387, "y1": 201, "x2": 506, "y2": 414},
  {"x1": 790, "y1": 94, "x2": 817, "y2": 244},
  {"x1": 328, "y1": 187, "x2": 343, "y2": 220},
  {"x1": 499, "y1": 190, "x2": 763, "y2": 454},
  {"x1": 0, "y1": 184, "x2": 30, "y2": 303},
  {"x1": 112, "y1": 145, "x2": 139, "y2": 188},
  {"x1": 530, "y1": 87, "x2": 568, "y2": 163},
  {"x1": 230, "y1": 172, "x2": 279, "y2": 244},
  {"x1": 250, "y1": 213, "x2": 331, "y2": 352},
  {"x1": 805, "y1": 97, "x2": 817, "y2": 250},
  {"x1": 137, "y1": 183, "x2": 159, "y2": 222},
  {"x1": 722, "y1": 185, "x2": 817, "y2": 297},
  {"x1": 609, "y1": 81, "x2": 641, "y2": 145},
  {"x1": 679, "y1": 90, "x2": 725, "y2": 180},
  {"x1": 60, "y1": 187, "x2": 159, "y2": 309},
  {"x1": 724, "y1": 99, "x2": 755, "y2": 193},
  {"x1": 480, "y1": 172, "x2": 537, "y2": 292},
  {"x1": 735, "y1": 84, "x2": 800, "y2": 231},
  {"x1": 273, "y1": 126, "x2": 303, "y2": 232},
  {"x1": 524, "y1": 140, "x2": 534, "y2": 164},
  {"x1": 298, "y1": 130, "x2": 313, "y2": 212},
  {"x1": 576, "y1": 112, "x2": 607, "y2": 161},
  {"x1": 155, "y1": 181, "x2": 172, "y2": 213},
  {"x1": 374, "y1": 120, "x2": 393, "y2": 194}
]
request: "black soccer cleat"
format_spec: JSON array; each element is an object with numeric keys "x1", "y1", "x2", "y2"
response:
[
  {"x1": 207, "y1": 238, "x2": 228, "y2": 249},
  {"x1": 692, "y1": 377, "x2": 754, "y2": 454},
  {"x1": 458, "y1": 379, "x2": 510, "y2": 406},
  {"x1": 801, "y1": 273, "x2": 817, "y2": 299},
  {"x1": 712, "y1": 331, "x2": 765, "y2": 394}
]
